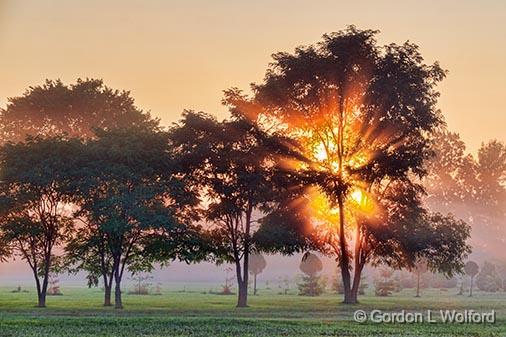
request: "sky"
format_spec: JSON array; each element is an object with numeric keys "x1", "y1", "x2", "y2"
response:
[
  {"x1": 0, "y1": 0, "x2": 504, "y2": 154},
  {"x1": 0, "y1": 0, "x2": 504, "y2": 285}
]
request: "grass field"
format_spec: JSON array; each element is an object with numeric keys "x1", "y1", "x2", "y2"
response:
[{"x1": 0, "y1": 285, "x2": 505, "y2": 337}]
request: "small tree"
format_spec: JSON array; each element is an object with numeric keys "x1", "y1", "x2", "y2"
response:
[
  {"x1": 170, "y1": 111, "x2": 295, "y2": 307},
  {"x1": 464, "y1": 261, "x2": 479, "y2": 297},
  {"x1": 249, "y1": 253, "x2": 267, "y2": 295},
  {"x1": 220, "y1": 267, "x2": 235, "y2": 295},
  {"x1": 374, "y1": 268, "x2": 396, "y2": 297},
  {"x1": 0, "y1": 137, "x2": 79, "y2": 307},
  {"x1": 129, "y1": 274, "x2": 153, "y2": 295},
  {"x1": 277, "y1": 276, "x2": 291, "y2": 295},
  {"x1": 476, "y1": 261, "x2": 502, "y2": 292},
  {"x1": 47, "y1": 274, "x2": 62, "y2": 296},
  {"x1": 298, "y1": 253, "x2": 324, "y2": 296}
]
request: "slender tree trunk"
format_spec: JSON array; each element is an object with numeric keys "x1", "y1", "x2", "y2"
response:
[
  {"x1": 236, "y1": 207, "x2": 252, "y2": 307},
  {"x1": 113, "y1": 259, "x2": 123, "y2": 309},
  {"x1": 34, "y1": 275, "x2": 46, "y2": 308},
  {"x1": 337, "y1": 193, "x2": 354, "y2": 304},
  {"x1": 103, "y1": 276, "x2": 112, "y2": 306},
  {"x1": 100, "y1": 242, "x2": 112, "y2": 306},
  {"x1": 416, "y1": 272, "x2": 421, "y2": 297},
  {"x1": 35, "y1": 259, "x2": 50, "y2": 308},
  {"x1": 350, "y1": 261, "x2": 365, "y2": 304},
  {"x1": 40, "y1": 273, "x2": 49, "y2": 307},
  {"x1": 349, "y1": 222, "x2": 365, "y2": 304},
  {"x1": 253, "y1": 274, "x2": 257, "y2": 296},
  {"x1": 469, "y1": 276, "x2": 474, "y2": 297},
  {"x1": 114, "y1": 278, "x2": 123, "y2": 309}
]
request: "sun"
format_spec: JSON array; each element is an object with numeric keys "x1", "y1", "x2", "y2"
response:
[{"x1": 350, "y1": 189, "x2": 363, "y2": 204}]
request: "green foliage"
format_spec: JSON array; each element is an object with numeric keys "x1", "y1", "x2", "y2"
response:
[
  {"x1": 0, "y1": 136, "x2": 81, "y2": 306},
  {"x1": 298, "y1": 253, "x2": 325, "y2": 296},
  {"x1": 66, "y1": 126, "x2": 204, "y2": 308},
  {"x1": 169, "y1": 111, "x2": 298, "y2": 306},
  {"x1": 297, "y1": 274, "x2": 325, "y2": 296},
  {"x1": 374, "y1": 268, "x2": 397, "y2": 297},
  {"x1": 0, "y1": 78, "x2": 158, "y2": 142},
  {"x1": 226, "y1": 26, "x2": 471, "y2": 304}
]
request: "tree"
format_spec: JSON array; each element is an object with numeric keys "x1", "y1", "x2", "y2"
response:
[
  {"x1": 169, "y1": 111, "x2": 296, "y2": 307},
  {"x1": 67, "y1": 127, "x2": 203, "y2": 309},
  {"x1": 476, "y1": 141, "x2": 506, "y2": 214},
  {"x1": 249, "y1": 253, "x2": 267, "y2": 295},
  {"x1": 464, "y1": 261, "x2": 479, "y2": 297},
  {"x1": 298, "y1": 253, "x2": 324, "y2": 296},
  {"x1": 424, "y1": 129, "x2": 478, "y2": 210},
  {"x1": 0, "y1": 78, "x2": 157, "y2": 143},
  {"x1": 0, "y1": 237, "x2": 10, "y2": 262},
  {"x1": 425, "y1": 133, "x2": 505, "y2": 260},
  {"x1": 476, "y1": 261, "x2": 502, "y2": 292},
  {"x1": 129, "y1": 274, "x2": 153, "y2": 295},
  {"x1": 413, "y1": 260, "x2": 428, "y2": 297},
  {"x1": 0, "y1": 137, "x2": 80, "y2": 307},
  {"x1": 374, "y1": 268, "x2": 396, "y2": 297},
  {"x1": 228, "y1": 26, "x2": 471, "y2": 304}
]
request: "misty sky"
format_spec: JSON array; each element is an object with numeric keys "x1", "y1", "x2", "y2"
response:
[{"x1": 0, "y1": 0, "x2": 504, "y2": 286}]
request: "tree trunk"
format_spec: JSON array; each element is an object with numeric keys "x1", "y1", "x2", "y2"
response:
[
  {"x1": 37, "y1": 291, "x2": 46, "y2": 307},
  {"x1": 35, "y1": 261, "x2": 50, "y2": 308},
  {"x1": 415, "y1": 272, "x2": 421, "y2": 297},
  {"x1": 104, "y1": 284, "x2": 112, "y2": 306},
  {"x1": 349, "y1": 260, "x2": 365, "y2": 304},
  {"x1": 253, "y1": 274, "x2": 257, "y2": 296},
  {"x1": 114, "y1": 269, "x2": 123, "y2": 309},
  {"x1": 32, "y1": 270, "x2": 45, "y2": 308},
  {"x1": 237, "y1": 280, "x2": 248, "y2": 307},
  {"x1": 36, "y1": 274, "x2": 47, "y2": 308},
  {"x1": 114, "y1": 281, "x2": 123, "y2": 309},
  {"x1": 469, "y1": 276, "x2": 474, "y2": 297},
  {"x1": 235, "y1": 258, "x2": 249, "y2": 307},
  {"x1": 235, "y1": 206, "x2": 252, "y2": 308},
  {"x1": 337, "y1": 193, "x2": 354, "y2": 304},
  {"x1": 39, "y1": 274, "x2": 49, "y2": 308}
]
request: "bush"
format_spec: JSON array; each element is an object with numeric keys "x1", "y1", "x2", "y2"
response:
[
  {"x1": 297, "y1": 275, "x2": 325, "y2": 296},
  {"x1": 374, "y1": 268, "x2": 396, "y2": 297}
]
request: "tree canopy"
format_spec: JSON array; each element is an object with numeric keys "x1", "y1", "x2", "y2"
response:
[
  {"x1": 67, "y1": 126, "x2": 203, "y2": 308},
  {"x1": 225, "y1": 26, "x2": 471, "y2": 303},
  {"x1": 0, "y1": 136, "x2": 82, "y2": 307},
  {"x1": 0, "y1": 78, "x2": 158, "y2": 142}
]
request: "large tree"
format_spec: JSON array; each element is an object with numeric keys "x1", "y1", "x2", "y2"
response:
[
  {"x1": 169, "y1": 111, "x2": 297, "y2": 307},
  {"x1": 66, "y1": 126, "x2": 202, "y2": 309},
  {"x1": 227, "y1": 26, "x2": 471, "y2": 303},
  {"x1": 0, "y1": 78, "x2": 157, "y2": 143},
  {"x1": 0, "y1": 137, "x2": 81, "y2": 307}
]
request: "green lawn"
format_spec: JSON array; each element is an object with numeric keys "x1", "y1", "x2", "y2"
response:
[{"x1": 0, "y1": 286, "x2": 505, "y2": 336}]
